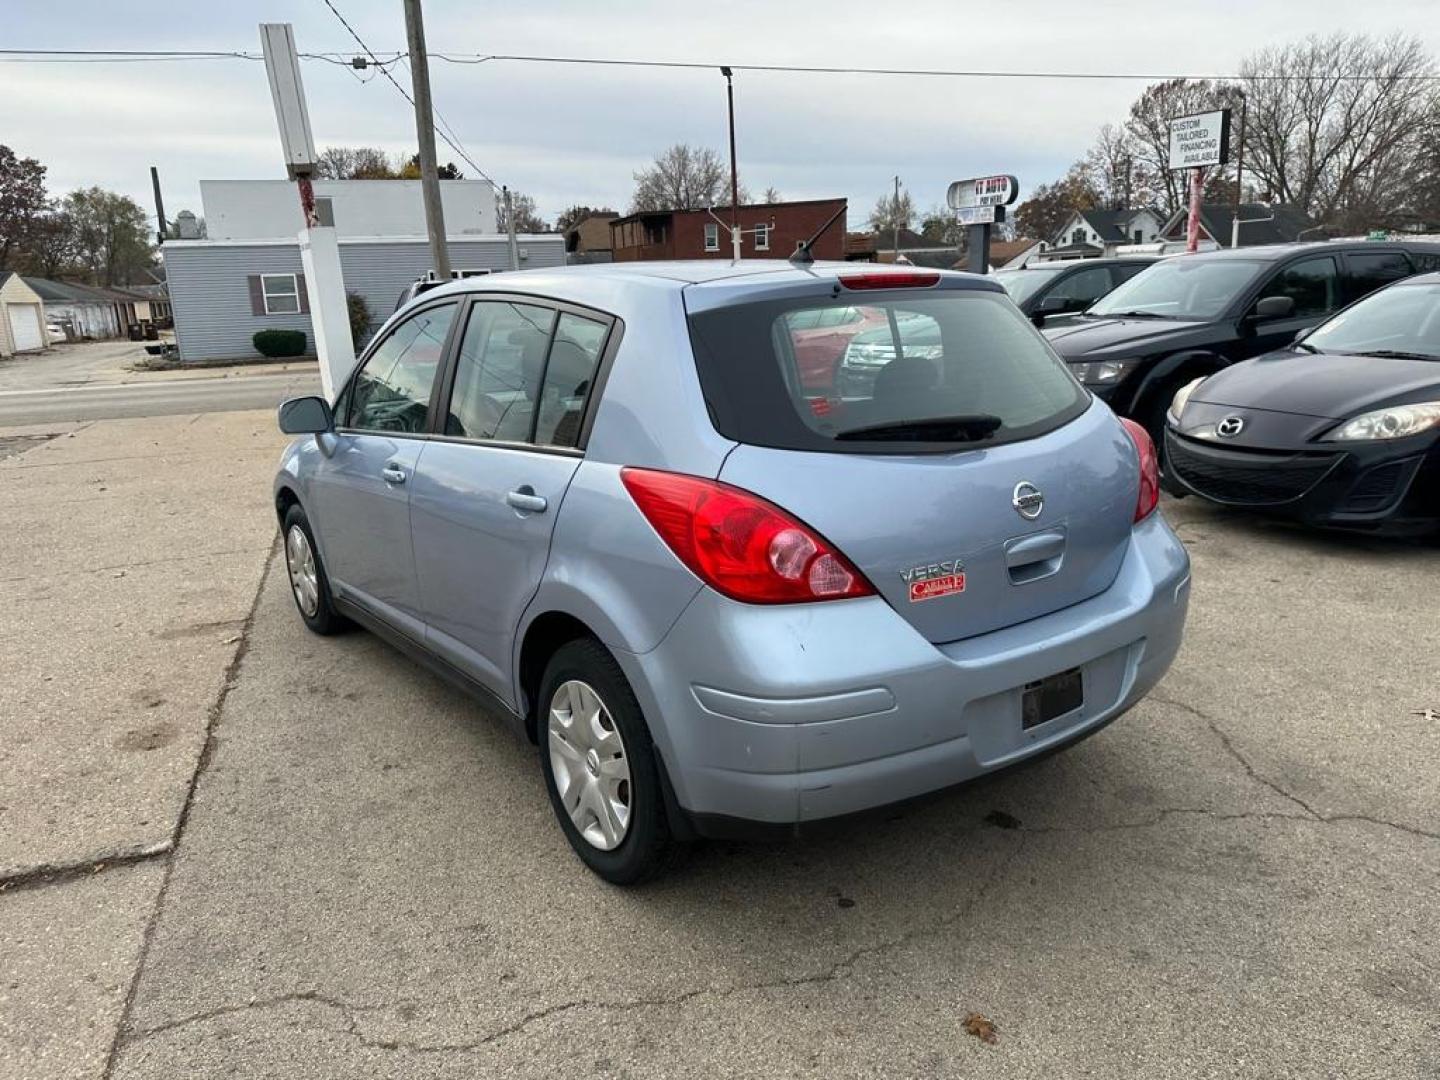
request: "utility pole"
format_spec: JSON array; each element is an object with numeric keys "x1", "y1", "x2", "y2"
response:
[
  {"x1": 149, "y1": 166, "x2": 167, "y2": 245},
  {"x1": 721, "y1": 66, "x2": 741, "y2": 261},
  {"x1": 1230, "y1": 91, "x2": 1247, "y2": 249},
  {"x1": 503, "y1": 186, "x2": 520, "y2": 271},
  {"x1": 892, "y1": 175, "x2": 901, "y2": 261},
  {"x1": 403, "y1": 0, "x2": 450, "y2": 280}
]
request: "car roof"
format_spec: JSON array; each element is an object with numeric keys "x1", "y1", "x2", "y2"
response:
[
  {"x1": 997, "y1": 256, "x2": 1155, "y2": 272},
  {"x1": 1180, "y1": 240, "x2": 1440, "y2": 263},
  {"x1": 1394, "y1": 271, "x2": 1440, "y2": 286}
]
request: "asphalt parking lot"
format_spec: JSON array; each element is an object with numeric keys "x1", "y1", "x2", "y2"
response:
[{"x1": 4, "y1": 414, "x2": 1439, "y2": 1079}]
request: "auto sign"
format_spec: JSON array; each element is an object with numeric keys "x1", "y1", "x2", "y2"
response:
[{"x1": 947, "y1": 175, "x2": 1019, "y2": 210}]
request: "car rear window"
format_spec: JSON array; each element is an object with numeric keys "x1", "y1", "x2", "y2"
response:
[{"x1": 687, "y1": 287, "x2": 1089, "y2": 453}]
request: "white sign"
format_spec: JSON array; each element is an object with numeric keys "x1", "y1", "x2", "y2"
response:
[
  {"x1": 947, "y1": 175, "x2": 1019, "y2": 210},
  {"x1": 955, "y1": 205, "x2": 1003, "y2": 226},
  {"x1": 260, "y1": 23, "x2": 318, "y2": 179},
  {"x1": 1168, "y1": 109, "x2": 1231, "y2": 170}
]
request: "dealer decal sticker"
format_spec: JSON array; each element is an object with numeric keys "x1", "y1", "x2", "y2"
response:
[{"x1": 900, "y1": 557, "x2": 966, "y2": 602}]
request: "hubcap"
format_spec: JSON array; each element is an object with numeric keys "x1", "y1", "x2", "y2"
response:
[
  {"x1": 547, "y1": 679, "x2": 631, "y2": 851},
  {"x1": 285, "y1": 524, "x2": 320, "y2": 618}
]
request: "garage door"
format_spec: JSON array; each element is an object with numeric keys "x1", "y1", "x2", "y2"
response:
[{"x1": 7, "y1": 303, "x2": 43, "y2": 352}]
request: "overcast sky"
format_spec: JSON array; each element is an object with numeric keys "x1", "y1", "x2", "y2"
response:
[{"x1": 6, "y1": 0, "x2": 1439, "y2": 233}]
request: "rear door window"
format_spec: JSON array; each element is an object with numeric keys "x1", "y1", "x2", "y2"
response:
[
  {"x1": 1047, "y1": 266, "x2": 1112, "y2": 310},
  {"x1": 688, "y1": 288, "x2": 1088, "y2": 453},
  {"x1": 1257, "y1": 256, "x2": 1340, "y2": 318},
  {"x1": 1342, "y1": 251, "x2": 1413, "y2": 304},
  {"x1": 534, "y1": 313, "x2": 608, "y2": 448},
  {"x1": 445, "y1": 301, "x2": 556, "y2": 442}
]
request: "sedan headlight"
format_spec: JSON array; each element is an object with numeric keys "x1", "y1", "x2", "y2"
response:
[
  {"x1": 1067, "y1": 358, "x2": 1139, "y2": 386},
  {"x1": 1169, "y1": 376, "x2": 1207, "y2": 420},
  {"x1": 1322, "y1": 401, "x2": 1440, "y2": 441}
]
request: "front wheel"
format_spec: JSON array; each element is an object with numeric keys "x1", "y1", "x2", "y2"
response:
[
  {"x1": 281, "y1": 503, "x2": 347, "y2": 635},
  {"x1": 538, "y1": 638, "x2": 672, "y2": 884}
]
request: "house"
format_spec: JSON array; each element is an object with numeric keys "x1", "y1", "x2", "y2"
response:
[
  {"x1": 988, "y1": 238, "x2": 1046, "y2": 270},
  {"x1": 165, "y1": 236, "x2": 564, "y2": 362},
  {"x1": 0, "y1": 272, "x2": 48, "y2": 356},
  {"x1": 842, "y1": 227, "x2": 958, "y2": 268},
  {"x1": 564, "y1": 211, "x2": 619, "y2": 263},
  {"x1": 610, "y1": 199, "x2": 846, "y2": 262},
  {"x1": 1158, "y1": 202, "x2": 1316, "y2": 249},
  {"x1": 1037, "y1": 208, "x2": 1166, "y2": 261},
  {"x1": 200, "y1": 179, "x2": 497, "y2": 240},
  {"x1": 23, "y1": 277, "x2": 122, "y2": 340},
  {"x1": 163, "y1": 178, "x2": 564, "y2": 362}
]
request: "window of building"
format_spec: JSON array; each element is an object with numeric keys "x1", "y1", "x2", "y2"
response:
[
  {"x1": 1071, "y1": 227, "x2": 1086, "y2": 246},
  {"x1": 754, "y1": 223, "x2": 771, "y2": 251},
  {"x1": 346, "y1": 302, "x2": 457, "y2": 433},
  {"x1": 704, "y1": 222, "x2": 720, "y2": 252},
  {"x1": 1132, "y1": 228, "x2": 1143, "y2": 244},
  {"x1": 261, "y1": 273, "x2": 300, "y2": 315},
  {"x1": 313, "y1": 197, "x2": 334, "y2": 227}
]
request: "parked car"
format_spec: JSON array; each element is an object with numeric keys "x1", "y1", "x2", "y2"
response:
[
  {"x1": 786, "y1": 304, "x2": 889, "y2": 389},
  {"x1": 46, "y1": 322, "x2": 66, "y2": 344},
  {"x1": 994, "y1": 256, "x2": 1156, "y2": 327},
  {"x1": 1164, "y1": 271, "x2": 1440, "y2": 533},
  {"x1": 274, "y1": 261, "x2": 1190, "y2": 883},
  {"x1": 1044, "y1": 241, "x2": 1440, "y2": 440}
]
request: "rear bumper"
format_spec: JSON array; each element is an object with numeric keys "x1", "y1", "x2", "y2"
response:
[
  {"x1": 616, "y1": 513, "x2": 1191, "y2": 828},
  {"x1": 1164, "y1": 428, "x2": 1440, "y2": 532}
]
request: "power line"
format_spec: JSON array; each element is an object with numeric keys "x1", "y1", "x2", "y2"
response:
[{"x1": 313, "y1": 0, "x2": 498, "y2": 187}]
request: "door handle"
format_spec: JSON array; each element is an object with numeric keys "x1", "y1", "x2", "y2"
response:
[
  {"x1": 381, "y1": 463, "x2": 407, "y2": 485},
  {"x1": 506, "y1": 487, "x2": 548, "y2": 513}
]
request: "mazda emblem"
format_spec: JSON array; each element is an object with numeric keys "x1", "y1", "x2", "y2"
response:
[
  {"x1": 1012, "y1": 481, "x2": 1044, "y2": 520},
  {"x1": 1215, "y1": 415, "x2": 1245, "y2": 438}
]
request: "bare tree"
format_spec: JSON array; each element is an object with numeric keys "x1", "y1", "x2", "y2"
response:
[
  {"x1": 761, "y1": 186, "x2": 781, "y2": 203},
  {"x1": 1240, "y1": 33, "x2": 1437, "y2": 230},
  {"x1": 1122, "y1": 79, "x2": 1240, "y2": 217},
  {"x1": 868, "y1": 185, "x2": 915, "y2": 234},
  {"x1": 314, "y1": 146, "x2": 398, "y2": 180},
  {"x1": 631, "y1": 145, "x2": 732, "y2": 211},
  {"x1": 497, "y1": 190, "x2": 547, "y2": 233}
]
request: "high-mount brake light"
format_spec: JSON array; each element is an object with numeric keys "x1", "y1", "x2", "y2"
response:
[
  {"x1": 838, "y1": 271, "x2": 941, "y2": 290},
  {"x1": 619, "y1": 468, "x2": 875, "y2": 604},
  {"x1": 1120, "y1": 418, "x2": 1160, "y2": 522}
]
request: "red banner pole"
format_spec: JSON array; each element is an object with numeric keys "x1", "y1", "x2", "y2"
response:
[{"x1": 1185, "y1": 166, "x2": 1204, "y2": 253}]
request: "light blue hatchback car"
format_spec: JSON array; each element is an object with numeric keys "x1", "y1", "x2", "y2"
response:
[{"x1": 275, "y1": 260, "x2": 1190, "y2": 883}]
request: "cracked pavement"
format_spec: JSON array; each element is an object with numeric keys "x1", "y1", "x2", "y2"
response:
[{"x1": 3, "y1": 411, "x2": 1439, "y2": 1078}]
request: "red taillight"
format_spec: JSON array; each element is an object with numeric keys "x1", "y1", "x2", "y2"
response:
[
  {"x1": 838, "y1": 271, "x2": 940, "y2": 290},
  {"x1": 1121, "y1": 418, "x2": 1160, "y2": 522},
  {"x1": 620, "y1": 468, "x2": 875, "y2": 604}
]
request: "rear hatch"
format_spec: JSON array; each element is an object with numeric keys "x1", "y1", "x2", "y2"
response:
[{"x1": 687, "y1": 275, "x2": 1140, "y2": 644}]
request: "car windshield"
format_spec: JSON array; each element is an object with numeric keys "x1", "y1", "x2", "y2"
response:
[
  {"x1": 994, "y1": 267, "x2": 1063, "y2": 304},
  {"x1": 1088, "y1": 258, "x2": 1264, "y2": 320},
  {"x1": 1303, "y1": 282, "x2": 1440, "y2": 359},
  {"x1": 686, "y1": 288, "x2": 1088, "y2": 453}
]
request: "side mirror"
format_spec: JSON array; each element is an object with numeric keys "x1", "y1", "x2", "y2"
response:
[
  {"x1": 1252, "y1": 295, "x2": 1296, "y2": 321},
  {"x1": 278, "y1": 395, "x2": 333, "y2": 435}
]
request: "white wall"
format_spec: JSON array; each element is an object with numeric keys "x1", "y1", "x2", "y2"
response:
[{"x1": 200, "y1": 180, "x2": 496, "y2": 241}]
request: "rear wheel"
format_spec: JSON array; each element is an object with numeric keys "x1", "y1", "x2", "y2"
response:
[{"x1": 539, "y1": 638, "x2": 671, "y2": 884}]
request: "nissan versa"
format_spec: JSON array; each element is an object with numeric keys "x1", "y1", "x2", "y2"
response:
[{"x1": 273, "y1": 261, "x2": 1191, "y2": 883}]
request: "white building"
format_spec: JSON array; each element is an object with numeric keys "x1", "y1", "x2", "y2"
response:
[
  {"x1": 1038, "y1": 208, "x2": 1167, "y2": 261},
  {"x1": 200, "y1": 179, "x2": 497, "y2": 241}
]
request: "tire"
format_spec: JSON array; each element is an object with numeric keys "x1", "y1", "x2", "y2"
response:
[
  {"x1": 538, "y1": 638, "x2": 672, "y2": 884},
  {"x1": 280, "y1": 503, "x2": 347, "y2": 636}
]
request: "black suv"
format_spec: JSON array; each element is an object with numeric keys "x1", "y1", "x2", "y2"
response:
[
  {"x1": 1043, "y1": 241, "x2": 1440, "y2": 437},
  {"x1": 994, "y1": 256, "x2": 1156, "y2": 328}
]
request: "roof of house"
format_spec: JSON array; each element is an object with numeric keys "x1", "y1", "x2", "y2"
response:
[
  {"x1": 988, "y1": 238, "x2": 1043, "y2": 266},
  {"x1": 1062, "y1": 208, "x2": 1160, "y2": 244},
  {"x1": 1161, "y1": 203, "x2": 1316, "y2": 247},
  {"x1": 610, "y1": 197, "x2": 845, "y2": 227},
  {"x1": 845, "y1": 228, "x2": 955, "y2": 256},
  {"x1": 23, "y1": 277, "x2": 116, "y2": 303}
]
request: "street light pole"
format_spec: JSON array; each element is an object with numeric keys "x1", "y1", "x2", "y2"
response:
[
  {"x1": 721, "y1": 66, "x2": 741, "y2": 261},
  {"x1": 403, "y1": 0, "x2": 451, "y2": 280}
]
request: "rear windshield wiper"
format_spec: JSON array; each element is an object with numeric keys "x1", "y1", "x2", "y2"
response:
[
  {"x1": 1358, "y1": 349, "x2": 1440, "y2": 361},
  {"x1": 834, "y1": 414, "x2": 1004, "y2": 442}
]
